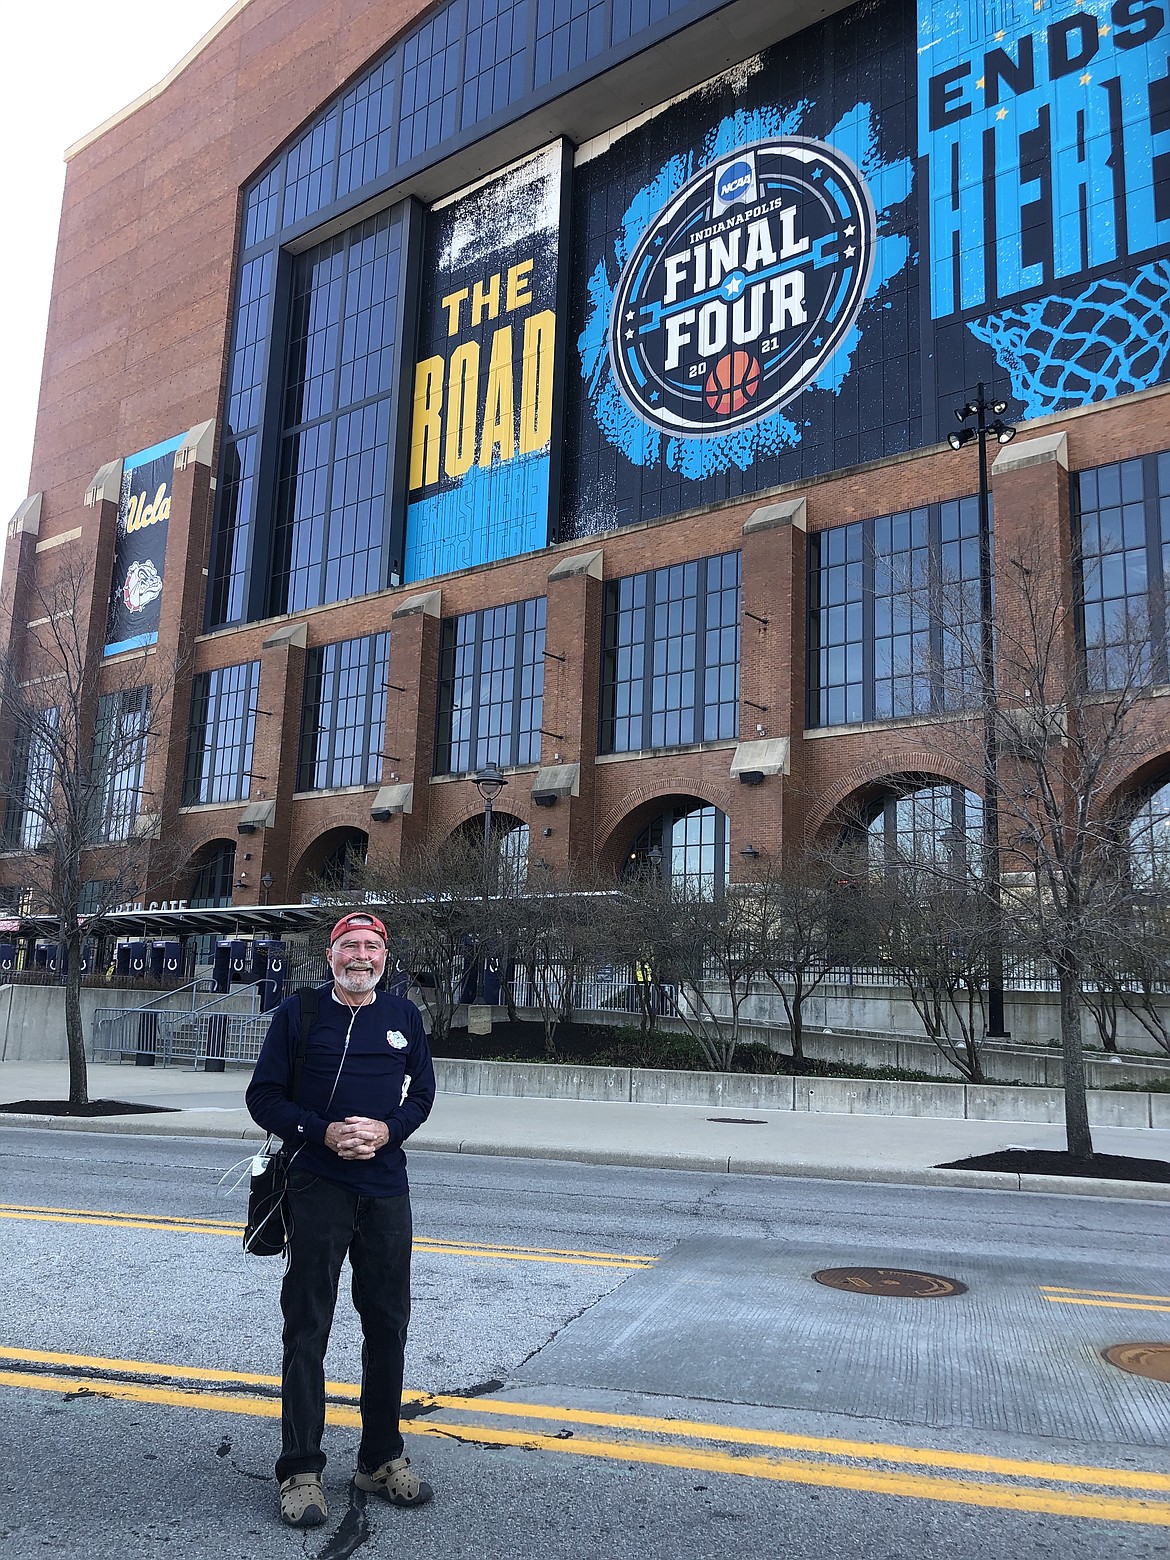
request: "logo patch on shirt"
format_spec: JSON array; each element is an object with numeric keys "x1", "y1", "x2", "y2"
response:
[{"x1": 387, "y1": 1030, "x2": 409, "y2": 1050}]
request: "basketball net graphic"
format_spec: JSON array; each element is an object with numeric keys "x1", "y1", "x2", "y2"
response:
[{"x1": 968, "y1": 261, "x2": 1170, "y2": 419}]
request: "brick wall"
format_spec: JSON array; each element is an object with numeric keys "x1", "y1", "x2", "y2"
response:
[{"x1": 5, "y1": 0, "x2": 1170, "y2": 910}]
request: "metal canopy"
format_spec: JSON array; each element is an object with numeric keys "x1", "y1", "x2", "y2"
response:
[{"x1": 17, "y1": 904, "x2": 334, "y2": 941}]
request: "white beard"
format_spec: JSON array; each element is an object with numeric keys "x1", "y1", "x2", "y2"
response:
[{"x1": 335, "y1": 966, "x2": 378, "y2": 997}]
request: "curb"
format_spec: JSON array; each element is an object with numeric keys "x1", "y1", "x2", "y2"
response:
[{"x1": 2, "y1": 1110, "x2": 1168, "y2": 1200}]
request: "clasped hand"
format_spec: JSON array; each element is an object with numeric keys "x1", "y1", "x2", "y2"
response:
[{"x1": 325, "y1": 1116, "x2": 390, "y2": 1160}]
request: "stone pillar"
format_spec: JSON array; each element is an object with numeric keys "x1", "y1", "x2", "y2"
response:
[
  {"x1": 535, "y1": 548, "x2": 604, "y2": 870},
  {"x1": 81, "y1": 460, "x2": 126, "y2": 675},
  {"x1": 224, "y1": 620, "x2": 308, "y2": 905},
  {"x1": 989, "y1": 431, "x2": 1075, "y2": 705},
  {"x1": 0, "y1": 495, "x2": 44, "y2": 673},
  {"x1": 385, "y1": 588, "x2": 443, "y2": 862},
  {"x1": 987, "y1": 430, "x2": 1075, "y2": 880},
  {"x1": 731, "y1": 497, "x2": 807, "y2": 873}
]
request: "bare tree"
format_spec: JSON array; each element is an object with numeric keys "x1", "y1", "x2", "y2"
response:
[
  {"x1": 0, "y1": 552, "x2": 185, "y2": 1107},
  {"x1": 1094, "y1": 893, "x2": 1170, "y2": 1058},
  {"x1": 357, "y1": 835, "x2": 490, "y2": 1045},
  {"x1": 905, "y1": 541, "x2": 1165, "y2": 1155},
  {"x1": 740, "y1": 852, "x2": 868, "y2": 1062},
  {"x1": 879, "y1": 873, "x2": 993, "y2": 1082},
  {"x1": 507, "y1": 866, "x2": 621, "y2": 1060},
  {"x1": 622, "y1": 875, "x2": 759, "y2": 1072}
]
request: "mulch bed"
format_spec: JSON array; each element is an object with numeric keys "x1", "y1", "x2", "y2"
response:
[
  {"x1": 938, "y1": 1149, "x2": 1170, "y2": 1183},
  {"x1": 431, "y1": 1019, "x2": 941, "y2": 1081},
  {"x1": 0, "y1": 1100, "x2": 178, "y2": 1118}
]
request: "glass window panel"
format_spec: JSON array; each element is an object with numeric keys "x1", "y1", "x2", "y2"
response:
[
  {"x1": 298, "y1": 634, "x2": 390, "y2": 790},
  {"x1": 1075, "y1": 454, "x2": 1168, "y2": 690},
  {"x1": 4, "y1": 707, "x2": 58, "y2": 850},
  {"x1": 435, "y1": 599, "x2": 544, "y2": 773},
  {"x1": 602, "y1": 551, "x2": 738, "y2": 753},
  {"x1": 808, "y1": 501, "x2": 988, "y2": 727},
  {"x1": 184, "y1": 662, "x2": 260, "y2": 805},
  {"x1": 268, "y1": 209, "x2": 403, "y2": 616},
  {"x1": 91, "y1": 687, "x2": 150, "y2": 843}
]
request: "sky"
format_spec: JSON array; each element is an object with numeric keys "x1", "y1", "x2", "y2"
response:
[{"x1": 1, "y1": 2, "x2": 238, "y2": 531}]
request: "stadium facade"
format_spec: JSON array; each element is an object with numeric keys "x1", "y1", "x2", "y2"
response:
[{"x1": 3, "y1": 0, "x2": 1170, "y2": 912}]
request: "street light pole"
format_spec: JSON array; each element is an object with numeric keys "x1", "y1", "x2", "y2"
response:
[
  {"x1": 949, "y1": 383, "x2": 1015, "y2": 1039},
  {"x1": 473, "y1": 765, "x2": 507, "y2": 1003}
]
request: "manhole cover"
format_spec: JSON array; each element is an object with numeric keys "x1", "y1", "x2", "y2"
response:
[
  {"x1": 813, "y1": 1267, "x2": 968, "y2": 1298},
  {"x1": 1103, "y1": 1343, "x2": 1170, "y2": 1383},
  {"x1": 706, "y1": 1117, "x2": 768, "y2": 1125}
]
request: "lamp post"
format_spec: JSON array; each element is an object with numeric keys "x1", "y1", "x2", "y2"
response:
[
  {"x1": 473, "y1": 765, "x2": 507, "y2": 1002},
  {"x1": 949, "y1": 382, "x2": 1015, "y2": 1039}
]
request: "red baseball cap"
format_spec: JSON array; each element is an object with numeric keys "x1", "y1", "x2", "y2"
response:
[{"x1": 328, "y1": 912, "x2": 388, "y2": 946}]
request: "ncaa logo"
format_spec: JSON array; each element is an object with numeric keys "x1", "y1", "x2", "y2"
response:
[
  {"x1": 609, "y1": 137, "x2": 875, "y2": 438},
  {"x1": 713, "y1": 154, "x2": 757, "y2": 214}
]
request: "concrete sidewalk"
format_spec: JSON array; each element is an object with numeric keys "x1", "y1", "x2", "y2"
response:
[{"x1": 1, "y1": 1059, "x2": 1168, "y2": 1199}]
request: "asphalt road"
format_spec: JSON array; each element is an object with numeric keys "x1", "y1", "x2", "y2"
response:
[{"x1": 1, "y1": 1126, "x2": 1168, "y2": 1559}]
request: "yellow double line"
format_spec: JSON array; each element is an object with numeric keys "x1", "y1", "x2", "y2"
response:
[
  {"x1": 0, "y1": 1203, "x2": 656, "y2": 1271},
  {"x1": 1041, "y1": 1285, "x2": 1170, "y2": 1315},
  {"x1": 0, "y1": 1345, "x2": 1167, "y2": 1525}
]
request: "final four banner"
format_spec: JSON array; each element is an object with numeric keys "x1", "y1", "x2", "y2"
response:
[
  {"x1": 403, "y1": 145, "x2": 566, "y2": 581},
  {"x1": 105, "y1": 433, "x2": 184, "y2": 656},
  {"x1": 563, "y1": 0, "x2": 1170, "y2": 538}
]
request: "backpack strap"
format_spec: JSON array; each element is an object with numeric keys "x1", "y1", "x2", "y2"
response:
[{"x1": 289, "y1": 986, "x2": 320, "y2": 1105}]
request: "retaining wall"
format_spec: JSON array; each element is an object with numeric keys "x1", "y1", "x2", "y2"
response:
[
  {"x1": 0, "y1": 985, "x2": 258, "y2": 1062},
  {"x1": 432, "y1": 1057, "x2": 1164, "y2": 1127}
]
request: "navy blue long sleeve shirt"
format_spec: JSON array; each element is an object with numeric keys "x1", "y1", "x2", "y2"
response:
[{"x1": 245, "y1": 984, "x2": 436, "y2": 1197}]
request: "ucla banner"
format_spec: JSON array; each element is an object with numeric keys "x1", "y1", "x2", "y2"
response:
[
  {"x1": 403, "y1": 145, "x2": 566, "y2": 582},
  {"x1": 105, "y1": 434, "x2": 183, "y2": 656}
]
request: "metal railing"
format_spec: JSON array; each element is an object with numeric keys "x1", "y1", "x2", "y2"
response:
[{"x1": 91, "y1": 980, "x2": 266, "y2": 1069}]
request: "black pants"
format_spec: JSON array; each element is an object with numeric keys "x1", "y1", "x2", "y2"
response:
[{"x1": 276, "y1": 1172, "x2": 413, "y2": 1483}]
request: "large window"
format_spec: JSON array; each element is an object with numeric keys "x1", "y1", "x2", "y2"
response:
[
  {"x1": 269, "y1": 210, "x2": 404, "y2": 617},
  {"x1": 184, "y1": 663, "x2": 261, "y2": 805},
  {"x1": 1129, "y1": 779, "x2": 1170, "y2": 888},
  {"x1": 1075, "y1": 453, "x2": 1170, "y2": 691},
  {"x1": 863, "y1": 782, "x2": 984, "y2": 879},
  {"x1": 211, "y1": 0, "x2": 713, "y2": 628},
  {"x1": 298, "y1": 634, "x2": 390, "y2": 791},
  {"x1": 808, "y1": 499, "x2": 986, "y2": 728},
  {"x1": 625, "y1": 800, "x2": 730, "y2": 898},
  {"x1": 241, "y1": 0, "x2": 702, "y2": 239},
  {"x1": 206, "y1": 253, "x2": 273, "y2": 627},
  {"x1": 601, "y1": 552, "x2": 740, "y2": 754},
  {"x1": 189, "y1": 842, "x2": 237, "y2": 907},
  {"x1": 90, "y1": 687, "x2": 149, "y2": 843},
  {"x1": 436, "y1": 598, "x2": 545, "y2": 773},
  {"x1": 3, "y1": 708, "x2": 57, "y2": 850}
]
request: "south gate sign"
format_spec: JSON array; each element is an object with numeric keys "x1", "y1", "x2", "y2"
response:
[{"x1": 609, "y1": 137, "x2": 877, "y2": 437}]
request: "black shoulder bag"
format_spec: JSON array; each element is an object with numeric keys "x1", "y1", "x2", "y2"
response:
[{"x1": 243, "y1": 987, "x2": 319, "y2": 1257}]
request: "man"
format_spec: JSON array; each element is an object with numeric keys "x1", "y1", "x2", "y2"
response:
[{"x1": 246, "y1": 911, "x2": 436, "y2": 1528}]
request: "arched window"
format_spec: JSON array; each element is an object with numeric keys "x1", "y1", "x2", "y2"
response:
[
  {"x1": 189, "y1": 841, "x2": 237, "y2": 907},
  {"x1": 863, "y1": 782, "x2": 983, "y2": 879},
  {"x1": 1129, "y1": 778, "x2": 1170, "y2": 887},
  {"x1": 317, "y1": 831, "x2": 370, "y2": 891},
  {"x1": 454, "y1": 812, "x2": 529, "y2": 892},
  {"x1": 497, "y1": 822, "x2": 529, "y2": 892},
  {"x1": 625, "y1": 800, "x2": 729, "y2": 898}
]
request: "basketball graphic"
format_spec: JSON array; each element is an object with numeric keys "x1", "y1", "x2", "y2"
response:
[{"x1": 705, "y1": 351, "x2": 761, "y2": 415}]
